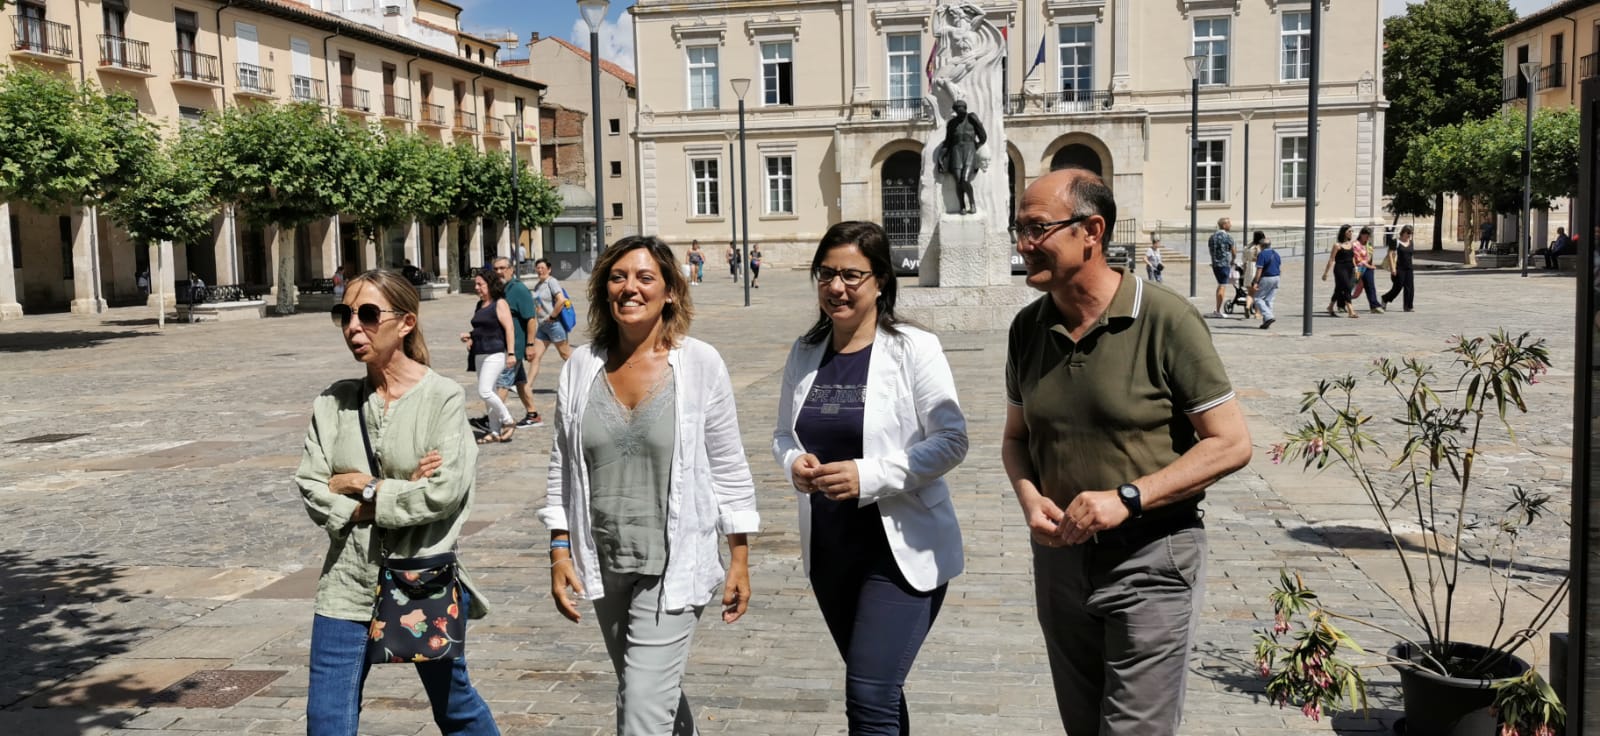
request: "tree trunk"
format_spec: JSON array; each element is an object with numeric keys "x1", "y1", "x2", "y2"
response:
[
  {"x1": 276, "y1": 225, "x2": 297, "y2": 315},
  {"x1": 1431, "y1": 192, "x2": 1444, "y2": 251}
]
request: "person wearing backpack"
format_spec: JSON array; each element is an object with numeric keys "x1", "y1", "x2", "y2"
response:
[{"x1": 527, "y1": 258, "x2": 575, "y2": 402}]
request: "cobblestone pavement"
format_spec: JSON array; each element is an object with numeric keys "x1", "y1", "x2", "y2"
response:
[{"x1": 0, "y1": 248, "x2": 1576, "y2": 735}]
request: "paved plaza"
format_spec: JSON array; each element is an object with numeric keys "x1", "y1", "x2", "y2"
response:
[{"x1": 0, "y1": 247, "x2": 1580, "y2": 735}]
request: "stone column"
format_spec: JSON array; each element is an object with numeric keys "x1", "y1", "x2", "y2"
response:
[
  {"x1": 69, "y1": 207, "x2": 105, "y2": 314},
  {"x1": 495, "y1": 220, "x2": 511, "y2": 261},
  {"x1": 1112, "y1": 0, "x2": 1131, "y2": 92},
  {"x1": 435, "y1": 224, "x2": 450, "y2": 291},
  {"x1": 147, "y1": 240, "x2": 176, "y2": 311},
  {"x1": 214, "y1": 206, "x2": 239, "y2": 285},
  {"x1": 319, "y1": 216, "x2": 339, "y2": 278},
  {"x1": 468, "y1": 219, "x2": 484, "y2": 269},
  {"x1": 404, "y1": 219, "x2": 422, "y2": 268},
  {"x1": 361, "y1": 231, "x2": 378, "y2": 273},
  {"x1": 0, "y1": 201, "x2": 22, "y2": 319}
]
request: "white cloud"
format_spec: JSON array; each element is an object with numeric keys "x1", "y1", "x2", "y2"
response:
[{"x1": 569, "y1": 13, "x2": 636, "y2": 73}]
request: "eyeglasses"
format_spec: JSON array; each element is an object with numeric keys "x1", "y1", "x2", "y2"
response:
[
  {"x1": 331, "y1": 303, "x2": 405, "y2": 328},
  {"x1": 1008, "y1": 215, "x2": 1090, "y2": 243},
  {"x1": 814, "y1": 267, "x2": 875, "y2": 288}
]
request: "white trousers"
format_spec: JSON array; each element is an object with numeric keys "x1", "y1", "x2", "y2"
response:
[
  {"x1": 473, "y1": 353, "x2": 513, "y2": 433},
  {"x1": 593, "y1": 571, "x2": 703, "y2": 736}
]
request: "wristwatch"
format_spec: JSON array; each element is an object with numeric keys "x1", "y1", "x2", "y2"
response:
[
  {"x1": 1116, "y1": 483, "x2": 1143, "y2": 519},
  {"x1": 360, "y1": 478, "x2": 379, "y2": 503}
]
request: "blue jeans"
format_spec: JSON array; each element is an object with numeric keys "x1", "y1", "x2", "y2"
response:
[
  {"x1": 306, "y1": 595, "x2": 499, "y2": 736},
  {"x1": 809, "y1": 497, "x2": 947, "y2": 735}
]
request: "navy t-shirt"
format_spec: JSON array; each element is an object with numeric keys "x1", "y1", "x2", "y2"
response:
[
  {"x1": 793, "y1": 344, "x2": 885, "y2": 554},
  {"x1": 1255, "y1": 247, "x2": 1282, "y2": 278}
]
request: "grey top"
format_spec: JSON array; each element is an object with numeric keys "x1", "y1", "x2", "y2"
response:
[
  {"x1": 532, "y1": 276, "x2": 564, "y2": 321},
  {"x1": 582, "y1": 367, "x2": 677, "y2": 575}
]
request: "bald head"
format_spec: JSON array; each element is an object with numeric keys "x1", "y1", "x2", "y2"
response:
[{"x1": 1022, "y1": 168, "x2": 1118, "y2": 238}]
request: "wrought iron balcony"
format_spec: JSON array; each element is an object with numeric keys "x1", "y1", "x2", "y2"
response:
[
  {"x1": 11, "y1": 15, "x2": 72, "y2": 59},
  {"x1": 338, "y1": 84, "x2": 371, "y2": 113},
  {"x1": 235, "y1": 63, "x2": 274, "y2": 96},
  {"x1": 1004, "y1": 89, "x2": 1114, "y2": 115},
  {"x1": 1537, "y1": 62, "x2": 1565, "y2": 90},
  {"x1": 1583, "y1": 52, "x2": 1600, "y2": 81},
  {"x1": 1502, "y1": 73, "x2": 1528, "y2": 102},
  {"x1": 97, "y1": 34, "x2": 150, "y2": 73},
  {"x1": 454, "y1": 109, "x2": 478, "y2": 131},
  {"x1": 382, "y1": 94, "x2": 412, "y2": 120},
  {"x1": 173, "y1": 49, "x2": 221, "y2": 85},
  {"x1": 864, "y1": 98, "x2": 932, "y2": 122},
  {"x1": 419, "y1": 102, "x2": 446, "y2": 127},
  {"x1": 484, "y1": 116, "x2": 508, "y2": 138},
  {"x1": 290, "y1": 75, "x2": 325, "y2": 103}
]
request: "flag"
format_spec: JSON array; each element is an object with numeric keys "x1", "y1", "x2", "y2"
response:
[
  {"x1": 1024, "y1": 34, "x2": 1046, "y2": 80},
  {"x1": 925, "y1": 38, "x2": 939, "y2": 83}
]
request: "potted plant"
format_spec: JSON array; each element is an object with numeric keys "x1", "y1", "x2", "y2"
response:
[{"x1": 1252, "y1": 331, "x2": 1567, "y2": 736}]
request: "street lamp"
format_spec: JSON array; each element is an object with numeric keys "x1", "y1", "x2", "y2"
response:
[
  {"x1": 1241, "y1": 109, "x2": 1253, "y2": 251},
  {"x1": 578, "y1": 0, "x2": 609, "y2": 253},
  {"x1": 730, "y1": 77, "x2": 751, "y2": 307},
  {"x1": 1519, "y1": 59, "x2": 1540, "y2": 278},
  {"x1": 506, "y1": 114, "x2": 521, "y2": 264},
  {"x1": 1184, "y1": 54, "x2": 1203, "y2": 299}
]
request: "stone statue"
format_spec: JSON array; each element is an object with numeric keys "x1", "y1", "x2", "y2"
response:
[{"x1": 937, "y1": 100, "x2": 988, "y2": 215}]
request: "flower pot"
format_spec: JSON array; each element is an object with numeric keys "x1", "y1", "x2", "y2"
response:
[{"x1": 1389, "y1": 642, "x2": 1532, "y2": 736}]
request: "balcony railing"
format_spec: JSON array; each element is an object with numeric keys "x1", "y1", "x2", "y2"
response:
[
  {"x1": 1502, "y1": 73, "x2": 1528, "y2": 102},
  {"x1": 11, "y1": 15, "x2": 72, "y2": 58},
  {"x1": 1583, "y1": 52, "x2": 1600, "y2": 81},
  {"x1": 863, "y1": 98, "x2": 932, "y2": 122},
  {"x1": 338, "y1": 84, "x2": 371, "y2": 113},
  {"x1": 97, "y1": 34, "x2": 149, "y2": 72},
  {"x1": 290, "y1": 75, "x2": 325, "y2": 103},
  {"x1": 419, "y1": 102, "x2": 446, "y2": 126},
  {"x1": 382, "y1": 94, "x2": 411, "y2": 119},
  {"x1": 1538, "y1": 61, "x2": 1566, "y2": 90},
  {"x1": 235, "y1": 63, "x2": 274, "y2": 96},
  {"x1": 484, "y1": 116, "x2": 508, "y2": 138},
  {"x1": 1006, "y1": 89, "x2": 1114, "y2": 115},
  {"x1": 173, "y1": 49, "x2": 221, "y2": 84},
  {"x1": 454, "y1": 109, "x2": 478, "y2": 131}
]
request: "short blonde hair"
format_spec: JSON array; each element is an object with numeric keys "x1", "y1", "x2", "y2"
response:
[{"x1": 1217, "y1": 216, "x2": 1231, "y2": 229}]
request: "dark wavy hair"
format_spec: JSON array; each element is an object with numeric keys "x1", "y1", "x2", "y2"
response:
[
  {"x1": 587, "y1": 235, "x2": 694, "y2": 350},
  {"x1": 1336, "y1": 224, "x2": 1353, "y2": 243},
  {"x1": 474, "y1": 266, "x2": 505, "y2": 301},
  {"x1": 801, "y1": 221, "x2": 906, "y2": 345}
]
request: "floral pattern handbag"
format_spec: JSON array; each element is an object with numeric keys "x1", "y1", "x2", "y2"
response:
[{"x1": 356, "y1": 402, "x2": 468, "y2": 665}]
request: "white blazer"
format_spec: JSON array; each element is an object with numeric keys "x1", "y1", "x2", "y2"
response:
[
  {"x1": 536, "y1": 336, "x2": 761, "y2": 611},
  {"x1": 772, "y1": 324, "x2": 967, "y2": 592}
]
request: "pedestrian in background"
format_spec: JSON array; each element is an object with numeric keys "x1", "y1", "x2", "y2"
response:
[
  {"x1": 526, "y1": 258, "x2": 575, "y2": 401},
  {"x1": 460, "y1": 268, "x2": 517, "y2": 444},
  {"x1": 1381, "y1": 225, "x2": 1417, "y2": 312},
  {"x1": 1546, "y1": 227, "x2": 1571, "y2": 269},
  {"x1": 541, "y1": 236, "x2": 759, "y2": 735},
  {"x1": 1241, "y1": 232, "x2": 1264, "y2": 317},
  {"x1": 491, "y1": 257, "x2": 542, "y2": 429},
  {"x1": 1479, "y1": 219, "x2": 1495, "y2": 252},
  {"x1": 750, "y1": 246, "x2": 764, "y2": 288},
  {"x1": 1251, "y1": 233, "x2": 1281, "y2": 330},
  {"x1": 1003, "y1": 169, "x2": 1252, "y2": 735},
  {"x1": 773, "y1": 221, "x2": 967, "y2": 734},
  {"x1": 1206, "y1": 217, "x2": 1235, "y2": 318},
  {"x1": 688, "y1": 241, "x2": 705, "y2": 284},
  {"x1": 1144, "y1": 234, "x2": 1164, "y2": 283},
  {"x1": 727, "y1": 242, "x2": 741, "y2": 281},
  {"x1": 1323, "y1": 225, "x2": 1358, "y2": 318},
  {"x1": 1352, "y1": 227, "x2": 1384, "y2": 314},
  {"x1": 296, "y1": 269, "x2": 498, "y2": 736}
]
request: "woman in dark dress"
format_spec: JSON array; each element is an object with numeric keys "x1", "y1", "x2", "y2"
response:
[{"x1": 1321, "y1": 224, "x2": 1358, "y2": 318}]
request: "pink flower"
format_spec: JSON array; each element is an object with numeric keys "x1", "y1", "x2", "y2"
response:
[
  {"x1": 1500, "y1": 725, "x2": 1519, "y2": 736},
  {"x1": 1301, "y1": 702, "x2": 1321, "y2": 721},
  {"x1": 1269, "y1": 444, "x2": 1286, "y2": 465},
  {"x1": 1533, "y1": 725, "x2": 1555, "y2": 736},
  {"x1": 1273, "y1": 612, "x2": 1289, "y2": 634},
  {"x1": 1309, "y1": 437, "x2": 1326, "y2": 456}
]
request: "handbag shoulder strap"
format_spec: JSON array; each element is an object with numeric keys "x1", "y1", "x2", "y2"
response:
[{"x1": 357, "y1": 401, "x2": 379, "y2": 477}]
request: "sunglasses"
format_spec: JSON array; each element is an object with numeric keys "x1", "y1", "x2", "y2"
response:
[{"x1": 331, "y1": 303, "x2": 405, "y2": 328}]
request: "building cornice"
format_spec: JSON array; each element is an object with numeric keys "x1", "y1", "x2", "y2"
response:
[
  {"x1": 670, "y1": 20, "x2": 728, "y2": 47},
  {"x1": 1179, "y1": 0, "x2": 1241, "y2": 18},
  {"x1": 634, "y1": 0, "x2": 839, "y2": 17}
]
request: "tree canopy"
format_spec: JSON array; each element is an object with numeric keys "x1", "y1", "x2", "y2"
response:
[
  {"x1": 1395, "y1": 106, "x2": 1579, "y2": 215},
  {"x1": 201, "y1": 102, "x2": 361, "y2": 230},
  {"x1": 0, "y1": 66, "x2": 155, "y2": 210},
  {"x1": 103, "y1": 129, "x2": 219, "y2": 247}
]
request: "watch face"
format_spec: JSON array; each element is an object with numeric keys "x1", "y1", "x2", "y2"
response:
[{"x1": 1119, "y1": 485, "x2": 1138, "y2": 500}]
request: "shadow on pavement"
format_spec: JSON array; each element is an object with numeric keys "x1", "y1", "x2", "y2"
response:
[
  {"x1": 0, "y1": 331, "x2": 151, "y2": 353},
  {"x1": 0, "y1": 550, "x2": 162, "y2": 733},
  {"x1": 1286, "y1": 525, "x2": 1568, "y2": 579}
]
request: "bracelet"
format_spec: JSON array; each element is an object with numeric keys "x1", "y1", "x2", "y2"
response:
[
  {"x1": 550, "y1": 557, "x2": 573, "y2": 568},
  {"x1": 550, "y1": 539, "x2": 571, "y2": 549}
]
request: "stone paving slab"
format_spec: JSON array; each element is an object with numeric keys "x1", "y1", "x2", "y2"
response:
[{"x1": 0, "y1": 255, "x2": 1577, "y2": 734}]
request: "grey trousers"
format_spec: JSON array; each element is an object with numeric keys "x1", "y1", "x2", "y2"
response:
[
  {"x1": 1032, "y1": 526, "x2": 1207, "y2": 736},
  {"x1": 593, "y1": 571, "x2": 703, "y2": 736},
  {"x1": 1255, "y1": 276, "x2": 1280, "y2": 322}
]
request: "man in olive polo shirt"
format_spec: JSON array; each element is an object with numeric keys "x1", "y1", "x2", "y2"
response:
[{"x1": 1002, "y1": 169, "x2": 1252, "y2": 735}]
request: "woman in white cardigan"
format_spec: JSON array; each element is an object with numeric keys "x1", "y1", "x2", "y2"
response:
[
  {"x1": 539, "y1": 235, "x2": 759, "y2": 736},
  {"x1": 772, "y1": 221, "x2": 968, "y2": 735}
]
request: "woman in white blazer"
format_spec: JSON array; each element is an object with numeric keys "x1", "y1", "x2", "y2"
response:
[
  {"x1": 539, "y1": 235, "x2": 759, "y2": 736},
  {"x1": 772, "y1": 221, "x2": 968, "y2": 735}
]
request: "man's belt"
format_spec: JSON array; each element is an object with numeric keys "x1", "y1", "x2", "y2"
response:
[{"x1": 1091, "y1": 506, "x2": 1202, "y2": 548}]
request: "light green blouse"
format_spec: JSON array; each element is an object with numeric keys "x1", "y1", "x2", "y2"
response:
[
  {"x1": 293, "y1": 368, "x2": 488, "y2": 622},
  {"x1": 581, "y1": 369, "x2": 676, "y2": 575}
]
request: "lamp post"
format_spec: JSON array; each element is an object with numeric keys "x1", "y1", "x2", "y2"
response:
[
  {"x1": 1520, "y1": 60, "x2": 1540, "y2": 278},
  {"x1": 506, "y1": 114, "x2": 521, "y2": 263},
  {"x1": 730, "y1": 77, "x2": 751, "y2": 307},
  {"x1": 578, "y1": 0, "x2": 608, "y2": 253},
  {"x1": 728, "y1": 134, "x2": 738, "y2": 267},
  {"x1": 1302, "y1": 0, "x2": 1321, "y2": 337},
  {"x1": 1184, "y1": 54, "x2": 1203, "y2": 299},
  {"x1": 1241, "y1": 109, "x2": 1253, "y2": 249}
]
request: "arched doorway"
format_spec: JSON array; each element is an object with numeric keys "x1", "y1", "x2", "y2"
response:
[
  {"x1": 1050, "y1": 144, "x2": 1103, "y2": 175},
  {"x1": 881, "y1": 150, "x2": 921, "y2": 272}
]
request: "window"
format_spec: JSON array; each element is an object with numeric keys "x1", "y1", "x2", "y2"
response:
[
  {"x1": 687, "y1": 45, "x2": 719, "y2": 110},
  {"x1": 1280, "y1": 12, "x2": 1309, "y2": 82},
  {"x1": 887, "y1": 33, "x2": 921, "y2": 107},
  {"x1": 1193, "y1": 18, "x2": 1229, "y2": 86},
  {"x1": 1194, "y1": 139, "x2": 1225, "y2": 203},
  {"x1": 761, "y1": 41, "x2": 794, "y2": 106},
  {"x1": 611, "y1": 203, "x2": 623, "y2": 218},
  {"x1": 175, "y1": 9, "x2": 199, "y2": 78},
  {"x1": 764, "y1": 155, "x2": 794, "y2": 214},
  {"x1": 691, "y1": 158, "x2": 720, "y2": 217},
  {"x1": 609, "y1": 161, "x2": 622, "y2": 177},
  {"x1": 1279, "y1": 135, "x2": 1309, "y2": 200},
  {"x1": 103, "y1": 0, "x2": 126, "y2": 38},
  {"x1": 291, "y1": 37, "x2": 314, "y2": 99},
  {"x1": 608, "y1": 118, "x2": 621, "y2": 135},
  {"x1": 1058, "y1": 24, "x2": 1094, "y2": 102}
]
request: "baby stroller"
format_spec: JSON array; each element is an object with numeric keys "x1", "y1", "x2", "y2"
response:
[{"x1": 1222, "y1": 263, "x2": 1254, "y2": 318}]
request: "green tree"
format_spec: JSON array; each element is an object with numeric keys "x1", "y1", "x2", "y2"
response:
[
  {"x1": 1383, "y1": 0, "x2": 1517, "y2": 247},
  {"x1": 203, "y1": 102, "x2": 361, "y2": 313},
  {"x1": 1398, "y1": 107, "x2": 1578, "y2": 236},
  {"x1": 0, "y1": 65, "x2": 153, "y2": 210},
  {"x1": 103, "y1": 129, "x2": 219, "y2": 250},
  {"x1": 478, "y1": 149, "x2": 562, "y2": 233},
  {"x1": 346, "y1": 128, "x2": 436, "y2": 267}
]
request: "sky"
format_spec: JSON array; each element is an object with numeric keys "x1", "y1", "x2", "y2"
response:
[{"x1": 457, "y1": 0, "x2": 1556, "y2": 72}]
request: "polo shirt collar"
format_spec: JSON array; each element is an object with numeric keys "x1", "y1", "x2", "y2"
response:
[{"x1": 1037, "y1": 268, "x2": 1144, "y2": 335}]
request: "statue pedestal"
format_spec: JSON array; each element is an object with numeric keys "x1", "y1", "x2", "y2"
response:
[{"x1": 900, "y1": 212, "x2": 1036, "y2": 332}]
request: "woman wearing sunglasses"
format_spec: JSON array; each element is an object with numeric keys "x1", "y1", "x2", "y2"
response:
[
  {"x1": 294, "y1": 269, "x2": 498, "y2": 736},
  {"x1": 772, "y1": 221, "x2": 968, "y2": 734},
  {"x1": 539, "y1": 235, "x2": 759, "y2": 735},
  {"x1": 459, "y1": 267, "x2": 518, "y2": 444}
]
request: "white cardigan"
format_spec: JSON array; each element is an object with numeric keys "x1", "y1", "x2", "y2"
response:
[
  {"x1": 536, "y1": 336, "x2": 761, "y2": 611},
  {"x1": 772, "y1": 324, "x2": 967, "y2": 592}
]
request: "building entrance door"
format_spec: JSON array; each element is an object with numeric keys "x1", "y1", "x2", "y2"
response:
[{"x1": 882, "y1": 151, "x2": 921, "y2": 274}]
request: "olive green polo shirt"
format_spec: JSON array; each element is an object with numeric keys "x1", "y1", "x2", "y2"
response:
[{"x1": 1005, "y1": 270, "x2": 1234, "y2": 521}]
